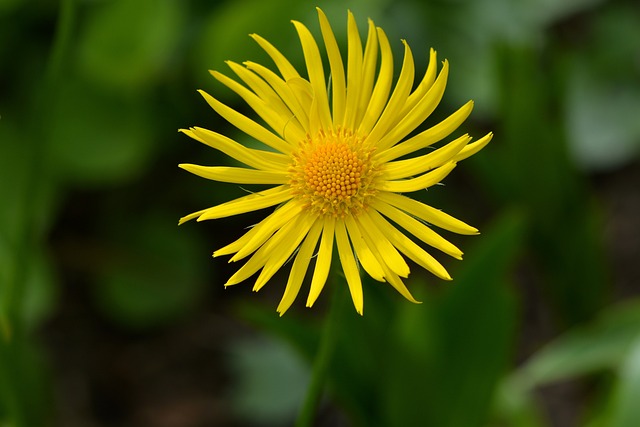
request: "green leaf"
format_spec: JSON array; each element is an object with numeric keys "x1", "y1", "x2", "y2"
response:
[
  {"x1": 513, "y1": 300, "x2": 640, "y2": 389},
  {"x1": 609, "y1": 336, "x2": 640, "y2": 427}
]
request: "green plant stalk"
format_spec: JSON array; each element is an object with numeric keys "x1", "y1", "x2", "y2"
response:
[{"x1": 295, "y1": 273, "x2": 345, "y2": 427}]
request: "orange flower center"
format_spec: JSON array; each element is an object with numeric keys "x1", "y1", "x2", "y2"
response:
[{"x1": 289, "y1": 129, "x2": 378, "y2": 217}]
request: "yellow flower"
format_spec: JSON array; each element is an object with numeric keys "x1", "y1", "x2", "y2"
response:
[{"x1": 179, "y1": 8, "x2": 492, "y2": 315}]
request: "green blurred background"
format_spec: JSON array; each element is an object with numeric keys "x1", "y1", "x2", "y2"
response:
[{"x1": 1, "y1": 0, "x2": 639, "y2": 426}]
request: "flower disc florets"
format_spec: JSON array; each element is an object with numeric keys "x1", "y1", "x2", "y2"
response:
[{"x1": 289, "y1": 129, "x2": 379, "y2": 218}]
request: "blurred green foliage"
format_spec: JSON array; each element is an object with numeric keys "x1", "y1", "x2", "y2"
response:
[{"x1": 1, "y1": 0, "x2": 639, "y2": 426}]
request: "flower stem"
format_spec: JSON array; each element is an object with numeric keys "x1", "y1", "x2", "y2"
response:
[{"x1": 295, "y1": 278, "x2": 345, "y2": 427}]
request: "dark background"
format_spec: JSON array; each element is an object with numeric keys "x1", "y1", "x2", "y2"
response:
[{"x1": 1, "y1": 0, "x2": 639, "y2": 426}]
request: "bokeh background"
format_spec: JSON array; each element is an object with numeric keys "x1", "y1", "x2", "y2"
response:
[{"x1": 1, "y1": 0, "x2": 639, "y2": 426}]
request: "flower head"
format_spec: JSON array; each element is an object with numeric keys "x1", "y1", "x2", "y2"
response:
[{"x1": 180, "y1": 8, "x2": 492, "y2": 315}]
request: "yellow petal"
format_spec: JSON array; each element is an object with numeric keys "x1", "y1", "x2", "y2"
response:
[
  {"x1": 227, "y1": 210, "x2": 305, "y2": 286},
  {"x1": 286, "y1": 77, "x2": 314, "y2": 112},
  {"x1": 317, "y1": 7, "x2": 346, "y2": 126},
  {"x1": 378, "y1": 191, "x2": 478, "y2": 235},
  {"x1": 178, "y1": 208, "x2": 208, "y2": 225},
  {"x1": 197, "y1": 186, "x2": 292, "y2": 221},
  {"x1": 363, "y1": 39, "x2": 414, "y2": 146},
  {"x1": 211, "y1": 69, "x2": 306, "y2": 143},
  {"x1": 375, "y1": 100, "x2": 474, "y2": 163},
  {"x1": 292, "y1": 20, "x2": 332, "y2": 130},
  {"x1": 380, "y1": 162, "x2": 457, "y2": 193},
  {"x1": 355, "y1": 214, "x2": 421, "y2": 301},
  {"x1": 335, "y1": 220, "x2": 364, "y2": 315},
  {"x1": 227, "y1": 200, "x2": 304, "y2": 261},
  {"x1": 368, "y1": 209, "x2": 452, "y2": 280},
  {"x1": 371, "y1": 198, "x2": 463, "y2": 259},
  {"x1": 357, "y1": 212, "x2": 410, "y2": 278},
  {"x1": 225, "y1": 61, "x2": 291, "y2": 115},
  {"x1": 253, "y1": 213, "x2": 316, "y2": 291},
  {"x1": 453, "y1": 132, "x2": 493, "y2": 162},
  {"x1": 355, "y1": 19, "x2": 379, "y2": 127},
  {"x1": 307, "y1": 91, "x2": 322, "y2": 137},
  {"x1": 342, "y1": 10, "x2": 363, "y2": 130},
  {"x1": 225, "y1": 245, "x2": 271, "y2": 286},
  {"x1": 357, "y1": 26, "x2": 393, "y2": 134},
  {"x1": 377, "y1": 59, "x2": 449, "y2": 150},
  {"x1": 277, "y1": 217, "x2": 323, "y2": 315},
  {"x1": 382, "y1": 134, "x2": 470, "y2": 180},
  {"x1": 198, "y1": 89, "x2": 294, "y2": 154},
  {"x1": 344, "y1": 215, "x2": 385, "y2": 282},
  {"x1": 377, "y1": 262, "x2": 421, "y2": 303},
  {"x1": 179, "y1": 164, "x2": 288, "y2": 184},
  {"x1": 243, "y1": 61, "x2": 310, "y2": 133},
  {"x1": 249, "y1": 33, "x2": 300, "y2": 81},
  {"x1": 307, "y1": 216, "x2": 335, "y2": 307},
  {"x1": 182, "y1": 127, "x2": 289, "y2": 170},
  {"x1": 400, "y1": 48, "x2": 437, "y2": 117}
]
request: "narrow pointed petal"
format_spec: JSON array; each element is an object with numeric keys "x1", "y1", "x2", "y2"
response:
[
  {"x1": 355, "y1": 19, "x2": 379, "y2": 127},
  {"x1": 342, "y1": 11, "x2": 364, "y2": 130},
  {"x1": 376, "y1": 100, "x2": 474, "y2": 163},
  {"x1": 230, "y1": 212, "x2": 303, "y2": 286},
  {"x1": 307, "y1": 95, "x2": 322, "y2": 137},
  {"x1": 377, "y1": 60, "x2": 449, "y2": 150},
  {"x1": 198, "y1": 90, "x2": 293, "y2": 154},
  {"x1": 453, "y1": 132, "x2": 493, "y2": 161},
  {"x1": 277, "y1": 218, "x2": 323, "y2": 315},
  {"x1": 369, "y1": 209, "x2": 452, "y2": 280},
  {"x1": 307, "y1": 217, "x2": 336, "y2": 307},
  {"x1": 292, "y1": 20, "x2": 332, "y2": 130},
  {"x1": 253, "y1": 213, "x2": 316, "y2": 291},
  {"x1": 249, "y1": 33, "x2": 300, "y2": 80},
  {"x1": 358, "y1": 27, "x2": 393, "y2": 134},
  {"x1": 371, "y1": 199, "x2": 463, "y2": 259},
  {"x1": 317, "y1": 7, "x2": 346, "y2": 126},
  {"x1": 357, "y1": 212, "x2": 410, "y2": 278},
  {"x1": 344, "y1": 215, "x2": 386, "y2": 282},
  {"x1": 377, "y1": 191, "x2": 479, "y2": 235},
  {"x1": 380, "y1": 162, "x2": 457, "y2": 193},
  {"x1": 228, "y1": 200, "x2": 303, "y2": 261},
  {"x1": 382, "y1": 134, "x2": 470, "y2": 180},
  {"x1": 378, "y1": 263, "x2": 421, "y2": 303},
  {"x1": 287, "y1": 77, "x2": 314, "y2": 112},
  {"x1": 182, "y1": 127, "x2": 289, "y2": 170},
  {"x1": 225, "y1": 61, "x2": 291, "y2": 115},
  {"x1": 210, "y1": 70, "x2": 306, "y2": 143},
  {"x1": 335, "y1": 220, "x2": 364, "y2": 315},
  {"x1": 231, "y1": 213, "x2": 312, "y2": 288},
  {"x1": 243, "y1": 61, "x2": 310, "y2": 133},
  {"x1": 178, "y1": 208, "x2": 208, "y2": 225},
  {"x1": 363, "y1": 40, "x2": 415, "y2": 146},
  {"x1": 224, "y1": 245, "x2": 271, "y2": 286},
  {"x1": 355, "y1": 214, "x2": 421, "y2": 300},
  {"x1": 179, "y1": 164, "x2": 288, "y2": 185},
  {"x1": 400, "y1": 48, "x2": 438, "y2": 117},
  {"x1": 197, "y1": 186, "x2": 291, "y2": 221}
]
